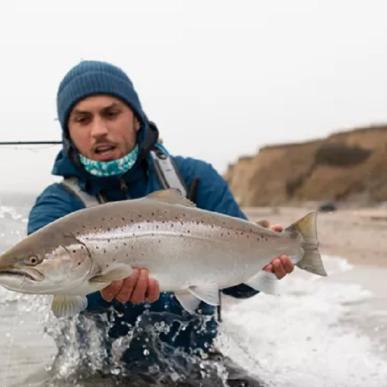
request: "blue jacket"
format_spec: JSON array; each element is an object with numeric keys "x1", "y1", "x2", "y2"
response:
[{"x1": 28, "y1": 145, "x2": 258, "y2": 362}]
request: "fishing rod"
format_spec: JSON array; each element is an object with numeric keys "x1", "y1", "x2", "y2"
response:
[{"x1": 0, "y1": 141, "x2": 62, "y2": 145}]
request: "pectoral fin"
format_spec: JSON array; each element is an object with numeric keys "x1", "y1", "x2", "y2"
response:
[
  {"x1": 174, "y1": 291, "x2": 201, "y2": 313},
  {"x1": 188, "y1": 285, "x2": 220, "y2": 305},
  {"x1": 245, "y1": 270, "x2": 279, "y2": 295},
  {"x1": 51, "y1": 295, "x2": 88, "y2": 318},
  {"x1": 89, "y1": 265, "x2": 132, "y2": 284}
]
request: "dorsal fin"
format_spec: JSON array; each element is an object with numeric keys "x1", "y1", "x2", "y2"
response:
[{"x1": 146, "y1": 189, "x2": 196, "y2": 207}]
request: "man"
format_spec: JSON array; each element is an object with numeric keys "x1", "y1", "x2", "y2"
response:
[{"x1": 28, "y1": 60, "x2": 294, "y2": 386}]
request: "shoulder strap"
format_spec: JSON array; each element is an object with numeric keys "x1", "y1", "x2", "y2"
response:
[
  {"x1": 150, "y1": 143, "x2": 188, "y2": 197},
  {"x1": 61, "y1": 177, "x2": 101, "y2": 208}
]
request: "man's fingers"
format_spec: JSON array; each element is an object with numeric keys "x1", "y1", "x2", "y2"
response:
[
  {"x1": 116, "y1": 268, "x2": 141, "y2": 303},
  {"x1": 257, "y1": 219, "x2": 270, "y2": 228},
  {"x1": 280, "y1": 255, "x2": 294, "y2": 273},
  {"x1": 272, "y1": 258, "x2": 286, "y2": 279},
  {"x1": 270, "y1": 224, "x2": 283, "y2": 233},
  {"x1": 146, "y1": 278, "x2": 160, "y2": 303},
  {"x1": 101, "y1": 279, "x2": 124, "y2": 302},
  {"x1": 130, "y1": 269, "x2": 149, "y2": 304},
  {"x1": 262, "y1": 263, "x2": 273, "y2": 272}
]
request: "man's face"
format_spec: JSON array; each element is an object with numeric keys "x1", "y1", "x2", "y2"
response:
[{"x1": 68, "y1": 95, "x2": 140, "y2": 161}]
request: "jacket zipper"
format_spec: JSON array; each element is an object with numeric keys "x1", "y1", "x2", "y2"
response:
[{"x1": 119, "y1": 178, "x2": 130, "y2": 199}]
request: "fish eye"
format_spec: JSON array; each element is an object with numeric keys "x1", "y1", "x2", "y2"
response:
[{"x1": 25, "y1": 255, "x2": 40, "y2": 266}]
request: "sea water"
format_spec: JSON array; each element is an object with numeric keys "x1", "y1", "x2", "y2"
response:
[{"x1": 0, "y1": 194, "x2": 386, "y2": 387}]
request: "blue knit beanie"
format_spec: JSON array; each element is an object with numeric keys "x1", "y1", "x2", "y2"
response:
[{"x1": 57, "y1": 60, "x2": 146, "y2": 132}]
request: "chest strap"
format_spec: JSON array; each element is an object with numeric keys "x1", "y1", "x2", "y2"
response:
[
  {"x1": 150, "y1": 145, "x2": 187, "y2": 197},
  {"x1": 61, "y1": 177, "x2": 101, "y2": 207}
]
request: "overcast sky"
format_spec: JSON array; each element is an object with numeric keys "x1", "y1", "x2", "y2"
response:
[{"x1": 0, "y1": 0, "x2": 386, "y2": 193}]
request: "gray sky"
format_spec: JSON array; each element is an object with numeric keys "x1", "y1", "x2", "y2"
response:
[{"x1": 0, "y1": 0, "x2": 386, "y2": 193}]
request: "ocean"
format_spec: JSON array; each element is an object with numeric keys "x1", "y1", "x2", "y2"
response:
[{"x1": 0, "y1": 193, "x2": 386, "y2": 387}]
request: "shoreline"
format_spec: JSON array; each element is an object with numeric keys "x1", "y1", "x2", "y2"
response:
[{"x1": 244, "y1": 206, "x2": 387, "y2": 267}]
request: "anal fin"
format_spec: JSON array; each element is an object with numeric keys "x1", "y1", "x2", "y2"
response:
[
  {"x1": 245, "y1": 270, "x2": 279, "y2": 295},
  {"x1": 174, "y1": 291, "x2": 201, "y2": 313},
  {"x1": 188, "y1": 285, "x2": 220, "y2": 305}
]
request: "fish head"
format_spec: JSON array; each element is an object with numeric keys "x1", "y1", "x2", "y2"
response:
[{"x1": 0, "y1": 239, "x2": 93, "y2": 294}]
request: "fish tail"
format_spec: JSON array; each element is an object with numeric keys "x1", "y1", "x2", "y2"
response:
[{"x1": 286, "y1": 212, "x2": 327, "y2": 276}]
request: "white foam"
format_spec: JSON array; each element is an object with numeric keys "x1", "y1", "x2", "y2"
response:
[{"x1": 217, "y1": 255, "x2": 387, "y2": 387}]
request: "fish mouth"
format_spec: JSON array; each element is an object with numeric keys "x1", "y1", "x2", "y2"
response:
[{"x1": 0, "y1": 268, "x2": 44, "y2": 281}]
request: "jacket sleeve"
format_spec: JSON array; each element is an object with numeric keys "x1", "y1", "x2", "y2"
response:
[
  {"x1": 27, "y1": 183, "x2": 85, "y2": 234},
  {"x1": 175, "y1": 157, "x2": 259, "y2": 299}
]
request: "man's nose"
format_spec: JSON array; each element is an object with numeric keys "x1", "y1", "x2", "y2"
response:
[{"x1": 90, "y1": 117, "x2": 108, "y2": 138}]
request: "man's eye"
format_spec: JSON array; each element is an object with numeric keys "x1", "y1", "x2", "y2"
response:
[
  {"x1": 106, "y1": 110, "x2": 120, "y2": 118},
  {"x1": 75, "y1": 116, "x2": 89, "y2": 124}
]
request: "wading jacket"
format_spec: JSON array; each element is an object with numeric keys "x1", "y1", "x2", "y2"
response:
[{"x1": 27, "y1": 144, "x2": 258, "y2": 361}]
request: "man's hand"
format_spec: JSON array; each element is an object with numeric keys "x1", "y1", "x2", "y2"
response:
[
  {"x1": 261, "y1": 222, "x2": 295, "y2": 279},
  {"x1": 100, "y1": 268, "x2": 160, "y2": 304}
]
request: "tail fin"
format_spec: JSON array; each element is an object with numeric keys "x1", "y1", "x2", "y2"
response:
[{"x1": 286, "y1": 212, "x2": 327, "y2": 276}]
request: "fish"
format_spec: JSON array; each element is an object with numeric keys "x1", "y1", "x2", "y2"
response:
[{"x1": 0, "y1": 189, "x2": 326, "y2": 318}]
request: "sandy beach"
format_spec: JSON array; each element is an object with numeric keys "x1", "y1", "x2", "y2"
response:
[{"x1": 245, "y1": 205, "x2": 387, "y2": 267}]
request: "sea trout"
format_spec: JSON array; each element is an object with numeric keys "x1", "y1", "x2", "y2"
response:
[{"x1": 0, "y1": 190, "x2": 326, "y2": 317}]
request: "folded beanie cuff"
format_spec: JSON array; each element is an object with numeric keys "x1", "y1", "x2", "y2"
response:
[{"x1": 57, "y1": 61, "x2": 145, "y2": 132}]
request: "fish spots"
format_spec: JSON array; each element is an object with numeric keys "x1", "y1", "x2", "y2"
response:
[
  {"x1": 151, "y1": 212, "x2": 155, "y2": 216},
  {"x1": 121, "y1": 217, "x2": 125, "y2": 221},
  {"x1": 78, "y1": 262, "x2": 81, "y2": 266},
  {"x1": 138, "y1": 214, "x2": 143, "y2": 219},
  {"x1": 123, "y1": 242, "x2": 127, "y2": 246},
  {"x1": 72, "y1": 249, "x2": 76, "y2": 253},
  {"x1": 103, "y1": 249, "x2": 106, "y2": 254}
]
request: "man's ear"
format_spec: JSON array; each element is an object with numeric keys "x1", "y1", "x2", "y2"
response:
[{"x1": 134, "y1": 117, "x2": 140, "y2": 131}]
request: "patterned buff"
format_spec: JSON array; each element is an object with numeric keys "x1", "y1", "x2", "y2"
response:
[{"x1": 79, "y1": 145, "x2": 139, "y2": 177}]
